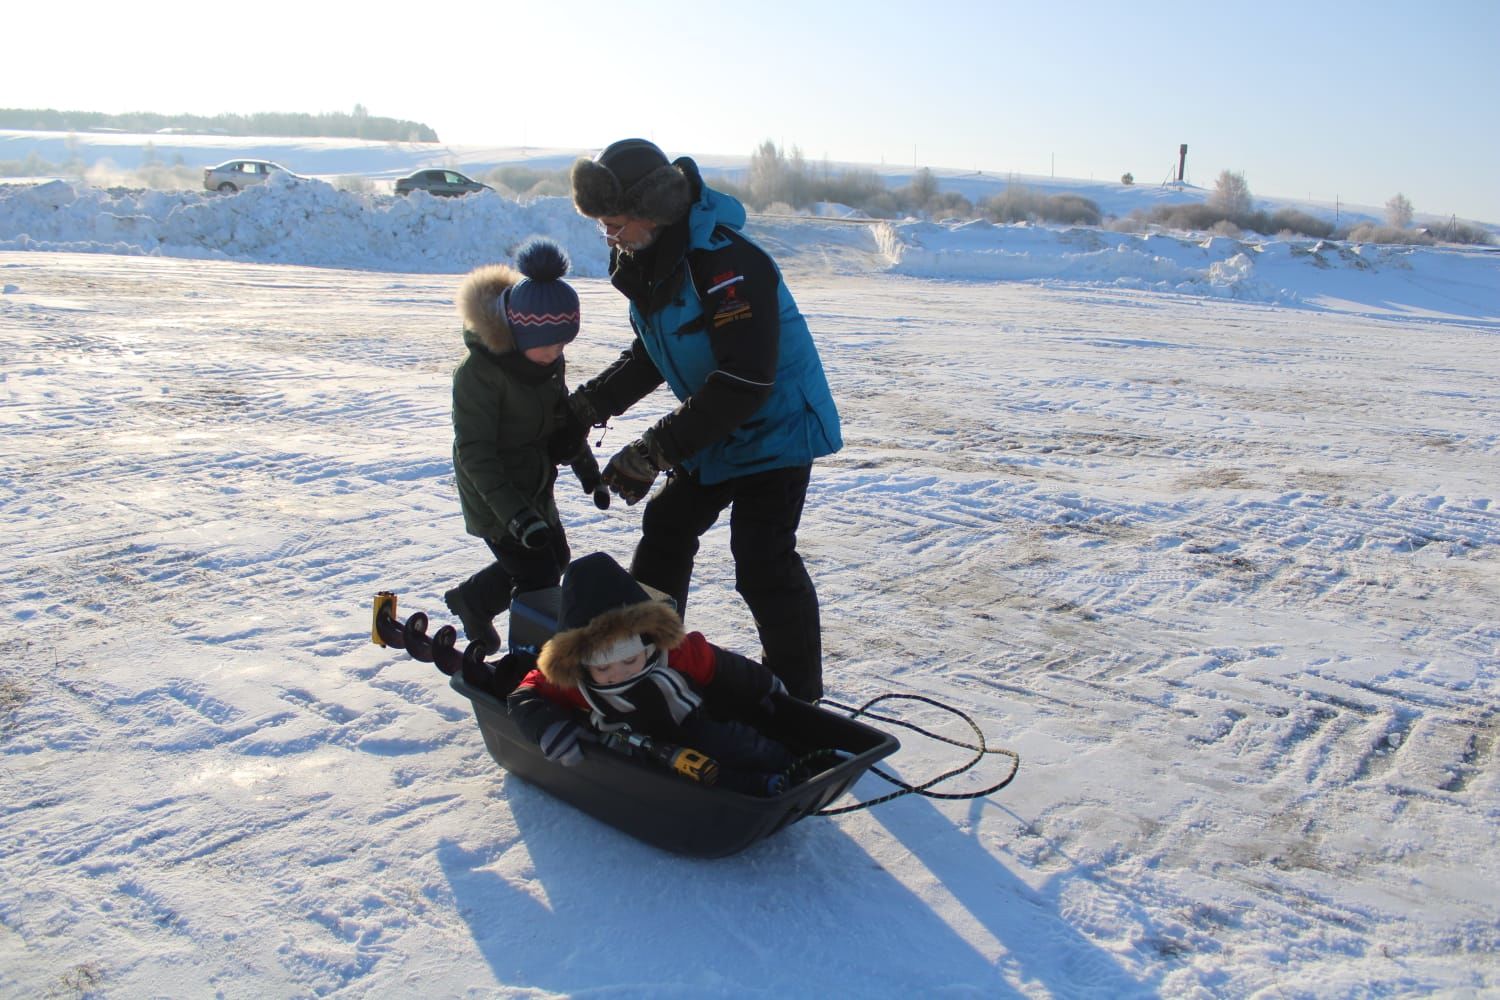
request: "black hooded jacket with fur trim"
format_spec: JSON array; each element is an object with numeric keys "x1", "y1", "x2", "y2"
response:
[
  {"x1": 451, "y1": 264, "x2": 572, "y2": 539},
  {"x1": 507, "y1": 608, "x2": 779, "y2": 746}
]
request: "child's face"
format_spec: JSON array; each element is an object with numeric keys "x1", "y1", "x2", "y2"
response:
[
  {"x1": 587, "y1": 648, "x2": 648, "y2": 686},
  {"x1": 523, "y1": 343, "x2": 565, "y2": 365}
]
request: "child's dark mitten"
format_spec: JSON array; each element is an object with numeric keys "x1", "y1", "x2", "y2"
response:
[{"x1": 507, "y1": 510, "x2": 552, "y2": 550}]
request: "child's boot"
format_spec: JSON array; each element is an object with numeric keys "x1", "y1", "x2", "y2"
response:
[{"x1": 445, "y1": 581, "x2": 502, "y2": 653}]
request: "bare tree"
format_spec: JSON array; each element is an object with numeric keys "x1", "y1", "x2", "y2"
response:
[
  {"x1": 748, "y1": 140, "x2": 785, "y2": 209},
  {"x1": 786, "y1": 146, "x2": 810, "y2": 208},
  {"x1": 1385, "y1": 192, "x2": 1414, "y2": 229},
  {"x1": 909, "y1": 167, "x2": 939, "y2": 210},
  {"x1": 1209, "y1": 170, "x2": 1252, "y2": 217}
]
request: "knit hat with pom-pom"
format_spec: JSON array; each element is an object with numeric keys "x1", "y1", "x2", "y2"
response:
[{"x1": 501, "y1": 238, "x2": 581, "y2": 350}]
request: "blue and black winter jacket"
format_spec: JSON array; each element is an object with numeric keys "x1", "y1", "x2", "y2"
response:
[{"x1": 581, "y1": 158, "x2": 842, "y2": 485}]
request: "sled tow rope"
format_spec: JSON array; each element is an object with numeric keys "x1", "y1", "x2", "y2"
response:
[{"x1": 812, "y1": 693, "x2": 1020, "y2": 815}]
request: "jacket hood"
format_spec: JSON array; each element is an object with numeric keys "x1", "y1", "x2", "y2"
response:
[
  {"x1": 457, "y1": 263, "x2": 524, "y2": 354},
  {"x1": 683, "y1": 159, "x2": 746, "y2": 248},
  {"x1": 537, "y1": 553, "x2": 685, "y2": 689}
]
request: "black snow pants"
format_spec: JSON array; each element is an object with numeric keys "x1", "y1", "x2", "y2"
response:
[{"x1": 631, "y1": 464, "x2": 824, "y2": 702}]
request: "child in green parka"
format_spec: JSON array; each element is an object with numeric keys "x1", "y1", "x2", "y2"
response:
[{"x1": 445, "y1": 239, "x2": 609, "y2": 653}]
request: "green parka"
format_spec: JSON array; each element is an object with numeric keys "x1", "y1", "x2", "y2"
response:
[{"x1": 451, "y1": 263, "x2": 570, "y2": 540}]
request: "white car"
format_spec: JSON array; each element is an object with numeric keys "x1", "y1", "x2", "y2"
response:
[{"x1": 202, "y1": 159, "x2": 301, "y2": 193}]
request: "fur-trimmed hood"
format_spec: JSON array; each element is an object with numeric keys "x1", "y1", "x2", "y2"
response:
[
  {"x1": 537, "y1": 553, "x2": 686, "y2": 689},
  {"x1": 456, "y1": 263, "x2": 523, "y2": 354},
  {"x1": 538, "y1": 590, "x2": 684, "y2": 690}
]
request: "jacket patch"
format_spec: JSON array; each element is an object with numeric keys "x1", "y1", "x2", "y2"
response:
[{"x1": 708, "y1": 270, "x2": 752, "y2": 329}]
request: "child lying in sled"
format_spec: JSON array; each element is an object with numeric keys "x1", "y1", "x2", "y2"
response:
[{"x1": 506, "y1": 551, "x2": 796, "y2": 796}]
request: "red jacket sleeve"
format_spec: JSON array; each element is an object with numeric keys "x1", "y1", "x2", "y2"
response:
[
  {"x1": 666, "y1": 632, "x2": 718, "y2": 685},
  {"x1": 518, "y1": 669, "x2": 587, "y2": 707}
]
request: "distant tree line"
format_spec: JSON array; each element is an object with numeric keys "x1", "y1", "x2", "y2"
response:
[
  {"x1": 489, "y1": 147, "x2": 1491, "y2": 246},
  {"x1": 0, "y1": 106, "x2": 438, "y2": 142}
]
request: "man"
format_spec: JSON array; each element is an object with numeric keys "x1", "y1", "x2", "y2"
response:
[{"x1": 563, "y1": 138, "x2": 842, "y2": 701}]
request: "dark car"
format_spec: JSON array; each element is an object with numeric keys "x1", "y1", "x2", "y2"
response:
[{"x1": 394, "y1": 169, "x2": 492, "y2": 197}]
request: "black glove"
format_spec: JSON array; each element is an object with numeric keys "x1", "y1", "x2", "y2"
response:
[
  {"x1": 539, "y1": 719, "x2": 586, "y2": 766},
  {"x1": 507, "y1": 510, "x2": 552, "y2": 551},
  {"x1": 547, "y1": 393, "x2": 590, "y2": 464},
  {"x1": 568, "y1": 389, "x2": 602, "y2": 428},
  {"x1": 549, "y1": 390, "x2": 603, "y2": 461},
  {"x1": 570, "y1": 448, "x2": 611, "y2": 510},
  {"x1": 490, "y1": 650, "x2": 539, "y2": 696},
  {"x1": 602, "y1": 430, "x2": 670, "y2": 506}
]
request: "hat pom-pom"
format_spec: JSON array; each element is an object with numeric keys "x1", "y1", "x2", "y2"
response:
[{"x1": 514, "y1": 238, "x2": 570, "y2": 282}]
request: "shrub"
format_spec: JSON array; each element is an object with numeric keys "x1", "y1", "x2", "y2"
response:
[
  {"x1": 1045, "y1": 194, "x2": 1102, "y2": 226},
  {"x1": 1343, "y1": 224, "x2": 1434, "y2": 245},
  {"x1": 980, "y1": 186, "x2": 1101, "y2": 226},
  {"x1": 0, "y1": 152, "x2": 59, "y2": 177},
  {"x1": 1132, "y1": 201, "x2": 1333, "y2": 239},
  {"x1": 928, "y1": 190, "x2": 975, "y2": 219},
  {"x1": 864, "y1": 191, "x2": 900, "y2": 218},
  {"x1": 483, "y1": 165, "x2": 569, "y2": 198},
  {"x1": 1146, "y1": 202, "x2": 1224, "y2": 232},
  {"x1": 1266, "y1": 208, "x2": 1335, "y2": 239},
  {"x1": 981, "y1": 181, "x2": 1041, "y2": 222},
  {"x1": 522, "y1": 174, "x2": 571, "y2": 198},
  {"x1": 1121, "y1": 172, "x2": 1134, "y2": 185},
  {"x1": 1427, "y1": 219, "x2": 1495, "y2": 245},
  {"x1": 818, "y1": 168, "x2": 886, "y2": 209}
]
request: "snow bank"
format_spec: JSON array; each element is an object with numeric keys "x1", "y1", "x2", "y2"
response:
[
  {"x1": 872, "y1": 217, "x2": 1500, "y2": 319},
  {"x1": 3, "y1": 175, "x2": 1499, "y2": 323},
  {"x1": 0, "y1": 174, "x2": 608, "y2": 276}
]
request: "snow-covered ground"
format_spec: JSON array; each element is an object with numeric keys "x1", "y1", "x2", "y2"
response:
[{"x1": 2, "y1": 135, "x2": 1498, "y2": 999}]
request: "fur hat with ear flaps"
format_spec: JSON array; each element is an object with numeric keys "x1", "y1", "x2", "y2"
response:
[
  {"x1": 570, "y1": 138, "x2": 693, "y2": 224},
  {"x1": 537, "y1": 552, "x2": 685, "y2": 690}
]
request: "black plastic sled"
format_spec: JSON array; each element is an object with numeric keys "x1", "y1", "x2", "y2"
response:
[{"x1": 373, "y1": 588, "x2": 899, "y2": 858}]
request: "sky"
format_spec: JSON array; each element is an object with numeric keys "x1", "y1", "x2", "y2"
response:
[
  {"x1": 2, "y1": 136, "x2": 1498, "y2": 996},
  {"x1": 5, "y1": 0, "x2": 1498, "y2": 223}
]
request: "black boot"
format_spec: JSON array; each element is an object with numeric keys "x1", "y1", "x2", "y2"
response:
[{"x1": 444, "y1": 583, "x2": 502, "y2": 654}]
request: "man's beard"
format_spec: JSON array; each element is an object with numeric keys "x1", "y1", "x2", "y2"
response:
[{"x1": 610, "y1": 228, "x2": 660, "y2": 254}]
